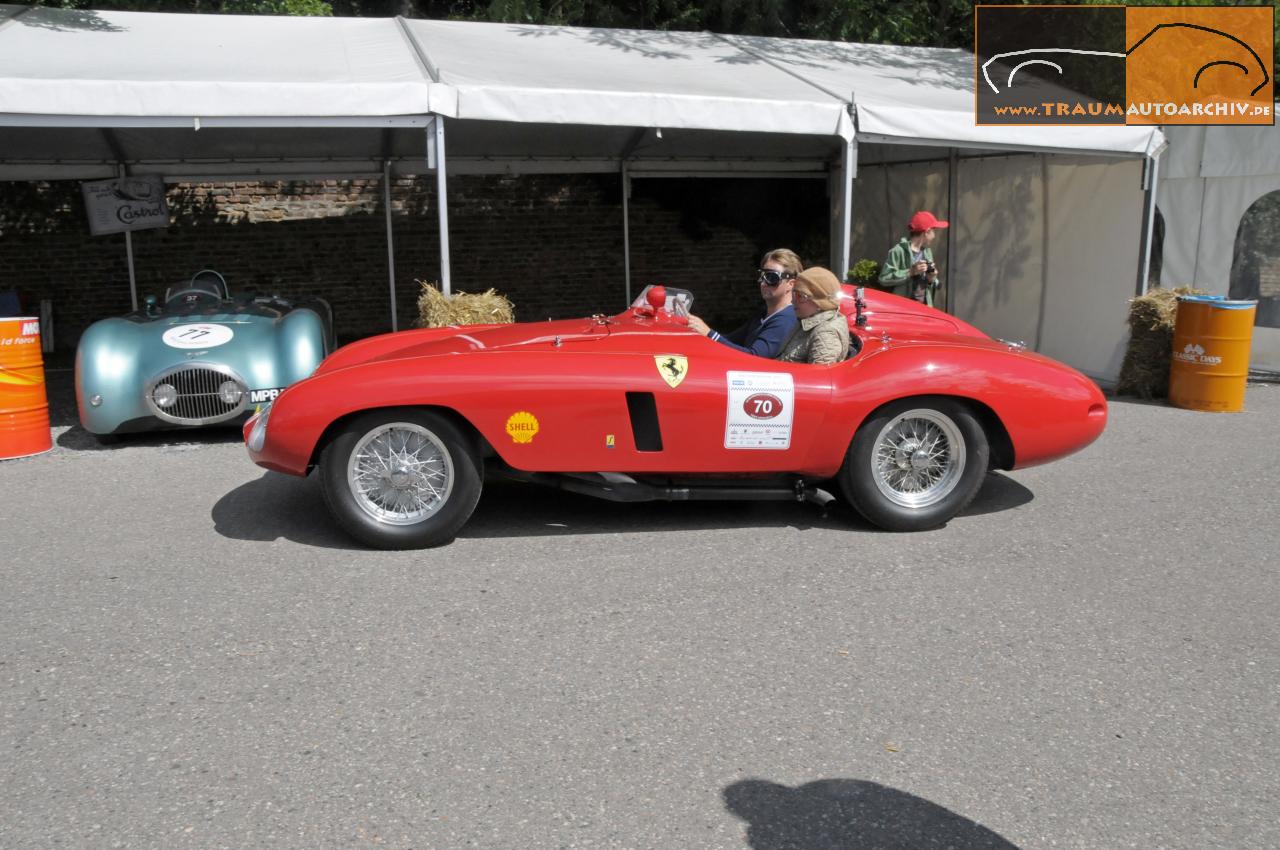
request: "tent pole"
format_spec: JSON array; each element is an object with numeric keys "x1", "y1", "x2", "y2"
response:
[
  {"x1": 622, "y1": 163, "x2": 632, "y2": 306},
  {"x1": 117, "y1": 163, "x2": 138, "y2": 312},
  {"x1": 1136, "y1": 153, "x2": 1160, "y2": 296},
  {"x1": 833, "y1": 137, "x2": 856, "y2": 276},
  {"x1": 383, "y1": 160, "x2": 398, "y2": 331},
  {"x1": 1035, "y1": 154, "x2": 1050, "y2": 351},
  {"x1": 946, "y1": 148, "x2": 958, "y2": 314},
  {"x1": 124, "y1": 230, "x2": 138, "y2": 312},
  {"x1": 432, "y1": 118, "x2": 452, "y2": 296}
]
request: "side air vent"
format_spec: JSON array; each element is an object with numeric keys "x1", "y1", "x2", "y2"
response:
[{"x1": 625, "y1": 392, "x2": 663, "y2": 452}]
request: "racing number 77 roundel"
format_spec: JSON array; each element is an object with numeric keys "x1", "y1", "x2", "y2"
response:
[{"x1": 724, "y1": 371, "x2": 794, "y2": 450}]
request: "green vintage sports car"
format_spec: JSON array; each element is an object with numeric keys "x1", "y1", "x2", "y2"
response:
[{"x1": 75, "y1": 270, "x2": 333, "y2": 436}]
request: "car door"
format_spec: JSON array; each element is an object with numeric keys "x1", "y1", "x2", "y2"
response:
[{"x1": 609, "y1": 333, "x2": 837, "y2": 474}]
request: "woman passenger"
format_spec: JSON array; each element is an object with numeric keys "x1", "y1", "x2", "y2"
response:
[{"x1": 775, "y1": 267, "x2": 851, "y2": 364}]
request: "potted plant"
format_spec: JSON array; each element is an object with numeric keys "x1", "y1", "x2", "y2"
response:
[{"x1": 846, "y1": 259, "x2": 880, "y2": 287}]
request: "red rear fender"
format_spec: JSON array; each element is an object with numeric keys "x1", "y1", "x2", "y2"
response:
[{"x1": 822, "y1": 343, "x2": 1107, "y2": 470}]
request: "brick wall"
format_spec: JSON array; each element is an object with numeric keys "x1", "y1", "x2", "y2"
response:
[{"x1": 0, "y1": 175, "x2": 830, "y2": 354}]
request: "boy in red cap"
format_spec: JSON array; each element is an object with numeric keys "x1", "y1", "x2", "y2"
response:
[{"x1": 879, "y1": 210, "x2": 948, "y2": 307}]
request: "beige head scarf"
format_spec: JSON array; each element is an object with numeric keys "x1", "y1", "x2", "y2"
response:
[{"x1": 793, "y1": 267, "x2": 842, "y2": 312}]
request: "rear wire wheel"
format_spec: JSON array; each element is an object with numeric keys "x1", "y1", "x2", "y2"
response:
[
  {"x1": 320, "y1": 409, "x2": 482, "y2": 549},
  {"x1": 840, "y1": 397, "x2": 989, "y2": 531}
]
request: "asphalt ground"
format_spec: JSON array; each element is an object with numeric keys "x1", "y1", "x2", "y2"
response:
[{"x1": 2, "y1": 374, "x2": 1277, "y2": 850}]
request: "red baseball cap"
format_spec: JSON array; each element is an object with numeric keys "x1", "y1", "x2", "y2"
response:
[{"x1": 909, "y1": 211, "x2": 949, "y2": 231}]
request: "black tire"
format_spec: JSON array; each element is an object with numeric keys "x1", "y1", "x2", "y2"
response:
[
  {"x1": 319, "y1": 409, "x2": 482, "y2": 550},
  {"x1": 839, "y1": 396, "x2": 989, "y2": 531}
]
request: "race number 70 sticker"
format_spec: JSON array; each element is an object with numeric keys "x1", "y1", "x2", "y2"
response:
[{"x1": 724, "y1": 371, "x2": 795, "y2": 450}]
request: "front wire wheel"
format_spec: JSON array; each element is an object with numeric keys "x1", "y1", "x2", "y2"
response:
[
  {"x1": 841, "y1": 397, "x2": 989, "y2": 531},
  {"x1": 347, "y1": 422, "x2": 455, "y2": 525},
  {"x1": 321, "y1": 410, "x2": 481, "y2": 549}
]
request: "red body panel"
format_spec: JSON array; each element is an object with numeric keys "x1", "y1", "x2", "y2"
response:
[{"x1": 246, "y1": 289, "x2": 1106, "y2": 479}]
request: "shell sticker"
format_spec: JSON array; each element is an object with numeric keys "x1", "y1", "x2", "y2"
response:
[
  {"x1": 505, "y1": 411, "x2": 540, "y2": 444},
  {"x1": 162, "y1": 324, "x2": 234, "y2": 350}
]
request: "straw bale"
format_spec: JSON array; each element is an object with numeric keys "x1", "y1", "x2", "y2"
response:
[
  {"x1": 416, "y1": 281, "x2": 515, "y2": 328},
  {"x1": 1115, "y1": 286, "x2": 1206, "y2": 399}
]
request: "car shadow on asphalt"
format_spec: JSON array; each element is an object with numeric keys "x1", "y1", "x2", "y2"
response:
[
  {"x1": 211, "y1": 471, "x2": 365, "y2": 550},
  {"x1": 461, "y1": 478, "x2": 858, "y2": 538},
  {"x1": 462, "y1": 471, "x2": 1031, "y2": 539},
  {"x1": 723, "y1": 777, "x2": 1022, "y2": 849},
  {"x1": 210, "y1": 470, "x2": 1034, "y2": 549},
  {"x1": 54, "y1": 424, "x2": 245, "y2": 452},
  {"x1": 960, "y1": 471, "x2": 1034, "y2": 517}
]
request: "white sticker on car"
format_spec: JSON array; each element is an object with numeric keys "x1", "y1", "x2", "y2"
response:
[
  {"x1": 162, "y1": 324, "x2": 234, "y2": 349},
  {"x1": 724, "y1": 371, "x2": 794, "y2": 450}
]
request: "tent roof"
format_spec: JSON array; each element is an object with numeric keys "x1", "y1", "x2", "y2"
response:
[
  {"x1": 398, "y1": 20, "x2": 852, "y2": 139},
  {"x1": 0, "y1": 5, "x2": 1164, "y2": 181},
  {"x1": 0, "y1": 5, "x2": 435, "y2": 118},
  {"x1": 724, "y1": 33, "x2": 1162, "y2": 156},
  {"x1": 1162, "y1": 121, "x2": 1280, "y2": 180}
]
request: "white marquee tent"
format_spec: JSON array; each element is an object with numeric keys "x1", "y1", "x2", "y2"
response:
[
  {"x1": 0, "y1": 5, "x2": 1167, "y2": 382},
  {"x1": 1157, "y1": 122, "x2": 1280, "y2": 372}
]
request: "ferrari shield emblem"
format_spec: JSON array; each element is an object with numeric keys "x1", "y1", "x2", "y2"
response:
[{"x1": 655, "y1": 355, "x2": 688, "y2": 388}]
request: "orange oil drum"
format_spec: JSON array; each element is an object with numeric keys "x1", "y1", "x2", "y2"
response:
[
  {"x1": 1168, "y1": 295, "x2": 1257, "y2": 413},
  {"x1": 0, "y1": 316, "x2": 53, "y2": 459}
]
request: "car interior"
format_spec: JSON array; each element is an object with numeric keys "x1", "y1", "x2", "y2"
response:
[{"x1": 163, "y1": 269, "x2": 229, "y2": 306}]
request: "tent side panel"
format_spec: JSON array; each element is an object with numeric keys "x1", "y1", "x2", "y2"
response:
[
  {"x1": 848, "y1": 160, "x2": 947, "y2": 284},
  {"x1": 1153, "y1": 177, "x2": 1206, "y2": 288},
  {"x1": 950, "y1": 155, "x2": 1046, "y2": 348},
  {"x1": 1193, "y1": 175, "x2": 1280, "y2": 372},
  {"x1": 1039, "y1": 156, "x2": 1144, "y2": 384}
]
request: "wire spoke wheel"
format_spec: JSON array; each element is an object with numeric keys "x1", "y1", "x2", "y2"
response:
[
  {"x1": 842, "y1": 397, "x2": 988, "y2": 531},
  {"x1": 346, "y1": 422, "x2": 455, "y2": 525},
  {"x1": 870, "y1": 408, "x2": 966, "y2": 508}
]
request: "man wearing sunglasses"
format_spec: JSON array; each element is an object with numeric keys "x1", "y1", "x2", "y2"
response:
[{"x1": 687, "y1": 248, "x2": 801, "y2": 358}]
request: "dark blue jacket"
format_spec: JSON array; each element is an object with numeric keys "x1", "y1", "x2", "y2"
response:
[{"x1": 709, "y1": 304, "x2": 798, "y2": 358}]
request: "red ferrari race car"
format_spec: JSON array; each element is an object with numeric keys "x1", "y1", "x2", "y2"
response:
[{"x1": 244, "y1": 285, "x2": 1107, "y2": 549}]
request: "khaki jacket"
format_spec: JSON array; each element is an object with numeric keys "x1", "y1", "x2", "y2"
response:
[{"x1": 776, "y1": 309, "x2": 851, "y2": 364}]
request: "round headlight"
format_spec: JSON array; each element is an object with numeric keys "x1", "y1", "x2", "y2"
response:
[
  {"x1": 218, "y1": 380, "x2": 243, "y2": 405},
  {"x1": 89, "y1": 394, "x2": 103, "y2": 407},
  {"x1": 153, "y1": 383, "x2": 177, "y2": 408}
]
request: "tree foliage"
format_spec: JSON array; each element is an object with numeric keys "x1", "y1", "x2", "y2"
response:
[{"x1": 38, "y1": 0, "x2": 333, "y2": 15}]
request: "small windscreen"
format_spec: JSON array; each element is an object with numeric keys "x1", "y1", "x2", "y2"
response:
[
  {"x1": 164, "y1": 270, "x2": 227, "y2": 303},
  {"x1": 630, "y1": 285, "x2": 694, "y2": 317}
]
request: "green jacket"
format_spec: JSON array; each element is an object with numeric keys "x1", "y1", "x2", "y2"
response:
[{"x1": 879, "y1": 237, "x2": 940, "y2": 307}]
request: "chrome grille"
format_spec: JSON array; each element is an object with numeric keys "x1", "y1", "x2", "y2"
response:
[{"x1": 145, "y1": 363, "x2": 248, "y2": 425}]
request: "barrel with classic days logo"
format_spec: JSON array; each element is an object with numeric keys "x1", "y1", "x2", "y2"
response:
[
  {"x1": 1168, "y1": 295, "x2": 1257, "y2": 413},
  {"x1": 0, "y1": 316, "x2": 53, "y2": 459}
]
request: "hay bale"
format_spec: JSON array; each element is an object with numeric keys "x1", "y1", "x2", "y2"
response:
[
  {"x1": 416, "y1": 280, "x2": 515, "y2": 328},
  {"x1": 1115, "y1": 286, "x2": 1207, "y2": 399}
]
